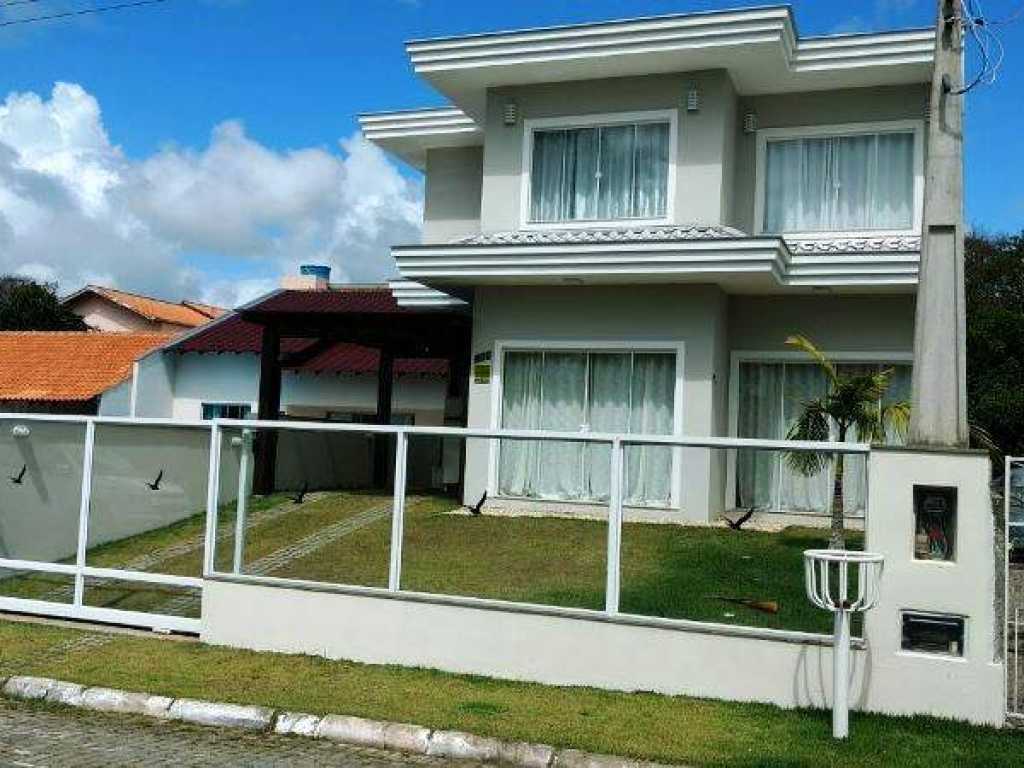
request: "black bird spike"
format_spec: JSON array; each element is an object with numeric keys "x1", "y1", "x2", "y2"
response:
[
  {"x1": 145, "y1": 469, "x2": 164, "y2": 491},
  {"x1": 9, "y1": 465, "x2": 26, "y2": 485},
  {"x1": 725, "y1": 506, "x2": 758, "y2": 531},
  {"x1": 291, "y1": 481, "x2": 309, "y2": 505},
  {"x1": 470, "y1": 491, "x2": 487, "y2": 516}
]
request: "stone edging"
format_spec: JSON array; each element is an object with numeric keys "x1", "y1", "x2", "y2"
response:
[{"x1": 1, "y1": 676, "x2": 678, "y2": 767}]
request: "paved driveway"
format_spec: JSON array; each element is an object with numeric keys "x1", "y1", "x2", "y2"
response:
[{"x1": 0, "y1": 700, "x2": 475, "y2": 767}]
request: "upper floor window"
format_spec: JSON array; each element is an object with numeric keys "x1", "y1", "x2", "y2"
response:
[
  {"x1": 525, "y1": 112, "x2": 674, "y2": 225},
  {"x1": 758, "y1": 122, "x2": 923, "y2": 236}
]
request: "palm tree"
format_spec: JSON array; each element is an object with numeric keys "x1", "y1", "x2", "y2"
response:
[{"x1": 784, "y1": 335, "x2": 910, "y2": 549}]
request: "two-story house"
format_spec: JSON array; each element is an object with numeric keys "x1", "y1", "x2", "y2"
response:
[{"x1": 362, "y1": 6, "x2": 933, "y2": 524}]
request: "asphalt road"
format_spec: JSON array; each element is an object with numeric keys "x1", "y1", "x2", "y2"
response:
[{"x1": 0, "y1": 700, "x2": 474, "y2": 767}]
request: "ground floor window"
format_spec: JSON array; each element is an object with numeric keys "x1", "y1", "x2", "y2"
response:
[
  {"x1": 201, "y1": 403, "x2": 251, "y2": 420},
  {"x1": 498, "y1": 348, "x2": 677, "y2": 506},
  {"x1": 735, "y1": 360, "x2": 910, "y2": 514}
]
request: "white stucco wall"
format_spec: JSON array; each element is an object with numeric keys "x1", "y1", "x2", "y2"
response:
[
  {"x1": 465, "y1": 284, "x2": 729, "y2": 522},
  {"x1": 98, "y1": 378, "x2": 132, "y2": 416}
]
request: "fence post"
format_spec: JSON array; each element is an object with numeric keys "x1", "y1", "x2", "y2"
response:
[
  {"x1": 232, "y1": 429, "x2": 251, "y2": 574},
  {"x1": 203, "y1": 422, "x2": 223, "y2": 578},
  {"x1": 72, "y1": 419, "x2": 97, "y2": 607},
  {"x1": 605, "y1": 437, "x2": 624, "y2": 614},
  {"x1": 388, "y1": 430, "x2": 408, "y2": 592}
]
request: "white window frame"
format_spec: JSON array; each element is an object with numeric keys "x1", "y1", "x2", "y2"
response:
[
  {"x1": 487, "y1": 339, "x2": 686, "y2": 510},
  {"x1": 753, "y1": 119, "x2": 925, "y2": 240},
  {"x1": 725, "y1": 349, "x2": 913, "y2": 515},
  {"x1": 519, "y1": 110, "x2": 679, "y2": 230}
]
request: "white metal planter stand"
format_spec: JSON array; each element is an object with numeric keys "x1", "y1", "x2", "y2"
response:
[{"x1": 804, "y1": 549, "x2": 884, "y2": 739}]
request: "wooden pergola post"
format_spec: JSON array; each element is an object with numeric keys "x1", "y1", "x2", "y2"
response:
[
  {"x1": 253, "y1": 324, "x2": 281, "y2": 495},
  {"x1": 373, "y1": 348, "x2": 395, "y2": 488}
]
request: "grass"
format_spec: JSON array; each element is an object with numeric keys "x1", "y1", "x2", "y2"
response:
[
  {"x1": 1, "y1": 491, "x2": 862, "y2": 634},
  {"x1": 0, "y1": 618, "x2": 1018, "y2": 768}
]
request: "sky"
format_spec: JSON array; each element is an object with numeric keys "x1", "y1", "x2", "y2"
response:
[{"x1": 0, "y1": 0, "x2": 1021, "y2": 308}]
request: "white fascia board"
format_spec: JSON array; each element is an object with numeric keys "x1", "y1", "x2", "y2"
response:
[
  {"x1": 359, "y1": 107, "x2": 482, "y2": 170},
  {"x1": 393, "y1": 239, "x2": 920, "y2": 289}
]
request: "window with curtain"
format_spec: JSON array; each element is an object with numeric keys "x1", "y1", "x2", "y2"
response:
[
  {"x1": 735, "y1": 360, "x2": 911, "y2": 515},
  {"x1": 498, "y1": 349, "x2": 676, "y2": 506},
  {"x1": 529, "y1": 121, "x2": 671, "y2": 224},
  {"x1": 762, "y1": 130, "x2": 915, "y2": 234}
]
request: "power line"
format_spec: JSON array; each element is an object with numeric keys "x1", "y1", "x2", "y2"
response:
[{"x1": 0, "y1": 0, "x2": 171, "y2": 28}]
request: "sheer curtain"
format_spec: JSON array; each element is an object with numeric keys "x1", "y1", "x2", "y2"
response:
[
  {"x1": 530, "y1": 122, "x2": 670, "y2": 223},
  {"x1": 735, "y1": 361, "x2": 913, "y2": 515},
  {"x1": 498, "y1": 350, "x2": 675, "y2": 505},
  {"x1": 763, "y1": 131, "x2": 914, "y2": 233},
  {"x1": 625, "y1": 354, "x2": 676, "y2": 505}
]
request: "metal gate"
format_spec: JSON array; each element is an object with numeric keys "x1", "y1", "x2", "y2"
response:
[
  {"x1": 1005, "y1": 456, "x2": 1024, "y2": 718},
  {"x1": 0, "y1": 415, "x2": 213, "y2": 634}
]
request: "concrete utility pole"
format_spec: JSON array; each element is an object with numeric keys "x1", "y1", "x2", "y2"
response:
[{"x1": 909, "y1": 0, "x2": 969, "y2": 447}]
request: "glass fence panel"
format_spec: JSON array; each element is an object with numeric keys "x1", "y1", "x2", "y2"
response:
[
  {"x1": 618, "y1": 445, "x2": 865, "y2": 636},
  {"x1": 83, "y1": 576, "x2": 201, "y2": 619},
  {"x1": 214, "y1": 426, "x2": 394, "y2": 589},
  {"x1": 0, "y1": 568, "x2": 74, "y2": 604},
  {"x1": 86, "y1": 424, "x2": 211, "y2": 579},
  {"x1": 1009, "y1": 461, "x2": 1024, "y2": 564},
  {"x1": 0, "y1": 418, "x2": 86, "y2": 566},
  {"x1": 400, "y1": 436, "x2": 607, "y2": 610}
]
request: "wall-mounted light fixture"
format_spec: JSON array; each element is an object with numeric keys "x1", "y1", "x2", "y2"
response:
[
  {"x1": 743, "y1": 111, "x2": 759, "y2": 134},
  {"x1": 685, "y1": 87, "x2": 701, "y2": 112},
  {"x1": 502, "y1": 100, "x2": 518, "y2": 126},
  {"x1": 11, "y1": 424, "x2": 30, "y2": 438}
]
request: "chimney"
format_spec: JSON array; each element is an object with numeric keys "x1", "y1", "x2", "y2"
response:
[{"x1": 282, "y1": 264, "x2": 331, "y2": 291}]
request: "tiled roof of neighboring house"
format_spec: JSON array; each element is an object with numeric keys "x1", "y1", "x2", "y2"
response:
[
  {"x1": 454, "y1": 224, "x2": 745, "y2": 246},
  {"x1": 0, "y1": 332, "x2": 172, "y2": 402},
  {"x1": 169, "y1": 313, "x2": 447, "y2": 377},
  {"x1": 66, "y1": 286, "x2": 225, "y2": 328},
  {"x1": 249, "y1": 286, "x2": 411, "y2": 315}
]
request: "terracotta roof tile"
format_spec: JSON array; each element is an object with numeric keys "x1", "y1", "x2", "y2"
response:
[
  {"x1": 0, "y1": 332, "x2": 173, "y2": 402},
  {"x1": 78, "y1": 286, "x2": 224, "y2": 328}
]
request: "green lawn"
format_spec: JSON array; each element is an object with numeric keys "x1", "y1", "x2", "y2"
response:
[
  {"x1": 0, "y1": 618, "x2": 1018, "y2": 768},
  {"x1": 1, "y1": 491, "x2": 860, "y2": 633}
]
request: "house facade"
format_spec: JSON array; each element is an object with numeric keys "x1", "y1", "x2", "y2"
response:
[{"x1": 362, "y1": 6, "x2": 929, "y2": 522}]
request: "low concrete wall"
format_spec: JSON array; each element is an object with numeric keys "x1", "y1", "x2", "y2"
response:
[{"x1": 202, "y1": 580, "x2": 849, "y2": 709}]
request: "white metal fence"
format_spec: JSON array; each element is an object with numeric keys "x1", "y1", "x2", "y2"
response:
[
  {"x1": 1005, "y1": 456, "x2": 1024, "y2": 717},
  {"x1": 0, "y1": 413, "x2": 871, "y2": 637}
]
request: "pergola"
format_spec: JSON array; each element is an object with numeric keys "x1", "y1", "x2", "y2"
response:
[{"x1": 234, "y1": 287, "x2": 471, "y2": 493}]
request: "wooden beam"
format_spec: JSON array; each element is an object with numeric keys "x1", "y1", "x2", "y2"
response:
[{"x1": 253, "y1": 325, "x2": 281, "y2": 494}]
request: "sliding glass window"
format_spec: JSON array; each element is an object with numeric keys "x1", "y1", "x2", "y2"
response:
[
  {"x1": 529, "y1": 121, "x2": 671, "y2": 224},
  {"x1": 498, "y1": 349, "x2": 677, "y2": 506}
]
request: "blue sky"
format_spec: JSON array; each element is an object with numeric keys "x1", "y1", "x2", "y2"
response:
[{"x1": 0, "y1": 0, "x2": 1020, "y2": 305}]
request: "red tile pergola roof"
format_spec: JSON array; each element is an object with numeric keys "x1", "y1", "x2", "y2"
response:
[
  {"x1": 169, "y1": 289, "x2": 449, "y2": 377},
  {"x1": 0, "y1": 332, "x2": 173, "y2": 403}
]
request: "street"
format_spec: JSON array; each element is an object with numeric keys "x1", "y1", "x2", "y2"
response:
[{"x1": 0, "y1": 700, "x2": 472, "y2": 767}]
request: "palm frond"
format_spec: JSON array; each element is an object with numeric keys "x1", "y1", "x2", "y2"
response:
[
  {"x1": 969, "y1": 422, "x2": 1003, "y2": 462},
  {"x1": 785, "y1": 399, "x2": 831, "y2": 476},
  {"x1": 785, "y1": 335, "x2": 838, "y2": 385},
  {"x1": 882, "y1": 401, "x2": 911, "y2": 443}
]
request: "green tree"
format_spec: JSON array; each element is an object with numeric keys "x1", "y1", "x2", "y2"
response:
[
  {"x1": 784, "y1": 335, "x2": 910, "y2": 549},
  {"x1": 0, "y1": 277, "x2": 87, "y2": 331},
  {"x1": 965, "y1": 232, "x2": 1024, "y2": 457}
]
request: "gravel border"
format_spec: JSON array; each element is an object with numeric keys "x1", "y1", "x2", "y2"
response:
[{"x1": 0, "y1": 675, "x2": 678, "y2": 767}]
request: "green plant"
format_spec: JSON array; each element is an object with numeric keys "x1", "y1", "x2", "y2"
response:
[{"x1": 783, "y1": 335, "x2": 910, "y2": 549}]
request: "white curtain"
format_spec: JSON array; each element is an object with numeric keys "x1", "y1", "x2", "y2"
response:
[
  {"x1": 763, "y1": 131, "x2": 914, "y2": 233},
  {"x1": 498, "y1": 350, "x2": 675, "y2": 505},
  {"x1": 625, "y1": 354, "x2": 676, "y2": 505},
  {"x1": 530, "y1": 122, "x2": 670, "y2": 223},
  {"x1": 735, "y1": 361, "x2": 912, "y2": 515}
]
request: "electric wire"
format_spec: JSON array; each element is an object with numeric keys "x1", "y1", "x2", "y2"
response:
[{"x1": 0, "y1": 0, "x2": 170, "y2": 28}]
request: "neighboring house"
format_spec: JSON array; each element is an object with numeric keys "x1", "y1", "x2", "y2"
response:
[
  {"x1": 0, "y1": 332, "x2": 172, "y2": 415},
  {"x1": 361, "y1": 5, "x2": 929, "y2": 522},
  {"x1": 62, "y1": 285, "x2": 225, "y2": 334}
]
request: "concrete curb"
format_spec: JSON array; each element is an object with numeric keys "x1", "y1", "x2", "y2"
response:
[{"x1": 0, "y1": 675, "x2": 678, "y2": 767}]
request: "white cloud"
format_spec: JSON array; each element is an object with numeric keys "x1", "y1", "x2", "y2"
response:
[{"x1": 0, "y1": 82, "x2": 423, "y2": 307}]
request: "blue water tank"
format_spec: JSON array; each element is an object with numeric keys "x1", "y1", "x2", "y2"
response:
[{"x1": 299, "y1": 264, "x2": 331, "y2": 281}]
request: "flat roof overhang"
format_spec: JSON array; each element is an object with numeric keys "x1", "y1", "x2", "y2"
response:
[
  {"x1": 392, "y1": 237, "x2": 920, "y2": 296},
  {"x1": 358, "y1": 108, "x2": 483, "y2": 170},
  {"x1": 404, "y1": 6, "x2": 934, "y2": 120}
]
